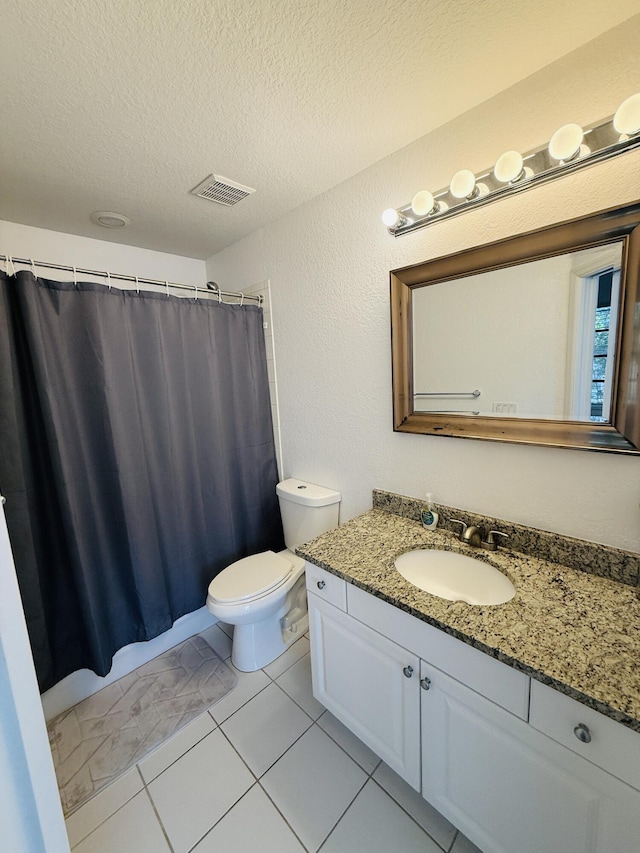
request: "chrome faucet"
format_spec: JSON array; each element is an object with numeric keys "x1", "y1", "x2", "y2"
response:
[{"x1": 450, "y1": 520, "x2": 509, "y2": 551}]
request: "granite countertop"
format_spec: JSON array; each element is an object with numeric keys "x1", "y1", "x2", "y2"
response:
[{"x1": 297, "y1": 508, "x2": 640, "y2": 732}]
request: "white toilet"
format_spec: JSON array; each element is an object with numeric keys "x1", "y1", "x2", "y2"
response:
[{"x1": 206, "y1": 478, "x2": 341, "y2": 671}]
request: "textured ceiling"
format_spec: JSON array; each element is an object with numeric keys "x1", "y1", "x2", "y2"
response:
[{"x1": 1, "y1": 0, "x2": 639, "y2": 259}]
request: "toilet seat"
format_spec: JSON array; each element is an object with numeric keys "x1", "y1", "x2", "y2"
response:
[{"x1": 207, "y1": 550, "x2": 293, "y2": 605}]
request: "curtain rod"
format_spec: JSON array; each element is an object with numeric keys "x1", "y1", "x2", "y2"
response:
[{"x1": 0, "y1": 256, "x2": 263, "y2": 305}]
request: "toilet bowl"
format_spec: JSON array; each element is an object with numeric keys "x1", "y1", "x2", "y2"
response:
[
  {"x1": 206, "y1": 549, "x2": 307, "y2": 671},
  {"x1": 206, "y1": 478, "x2": 341, "y2": 671}
]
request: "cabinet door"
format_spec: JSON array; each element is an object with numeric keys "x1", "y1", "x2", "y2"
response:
[
  {"x1": 421, "y1": 662, "x2": 640, "y2": 853},
  {"x1": 308, "y1": 592, "x2": 420, "y2": 789}
]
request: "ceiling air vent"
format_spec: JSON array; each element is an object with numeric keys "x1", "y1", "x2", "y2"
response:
[{"x1": 190, "y1": 174, "x2": 256, "y2": 206}]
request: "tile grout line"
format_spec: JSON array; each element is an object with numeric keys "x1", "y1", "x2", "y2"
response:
[
  {"x1": 136, "y1": 765, "x2": 176, "y2": 853},
  {"x1": 213, "y1": 698, "x2": 344, "y2": 851},
  {"x1": 315, "y1": 773, "x2": 371, "y2": 852},
  {"x1": 256, "y1": 778, "x2": 312, "y2": 852},
  {"x1": 368, "y1": 776, "x2": 452, "y2": 853},
  {"x1": 207, "y1": 676, "x2": 272, "y2": 725},
  {"x1": 247, "y1": 683, "x2": 381, "y2": 851},
  {"x1": 269, "y1": 676, "x2": 324, "y2": 723},
  {"x1": 171, "y1": 664, "x2": 320, "y2": 850},
  {"x1": 314, "y1": 709, "x2": 383, "y2": 776},
  {"x1": 184, "y1": 782, "x2": 263, "y2": 853},
  {"x1": 66, "y1": 770, "x2": 150, "y2": 851},
  {"x1": 261, "y1": 637, "x2": 311, "y2": 681},
  {"x1": 140, "y1": 714, "x2": 219, "y2": 784},
  {"x1": 217, "y1": 700, "x2": 314, "y2": 782}
]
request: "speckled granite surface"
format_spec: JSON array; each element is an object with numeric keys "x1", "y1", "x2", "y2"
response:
[
  {"x1": 373, "y1": 489, "x2": 640, "y2": 586},
  {"x1": 297, "y1": 508, "x2": 640, "y2": 732}
]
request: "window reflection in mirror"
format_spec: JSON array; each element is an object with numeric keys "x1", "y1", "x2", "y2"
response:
[{"x1": 412, "y1": 242, "x2": 623, "y2": 422}]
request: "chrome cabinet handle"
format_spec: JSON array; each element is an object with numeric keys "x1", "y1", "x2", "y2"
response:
[
  {"x1": 574, "y1": 723, "x2": 592, "y2": 743},
  {"x1": 420, "y1": 676, "x2": 431, "y2": 691},
  {"x1": 316, "y1": 580, "x2": 326, "y2": 590},
  {"x1": 403, "y1": 665, "x2": 414, "y2": 678}
]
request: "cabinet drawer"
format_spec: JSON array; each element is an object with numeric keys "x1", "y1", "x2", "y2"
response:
[
  {"x1": 529, "y1": 679, "x2": 640, "y2": 791},
  {"x1": 305, "y1": 562, "x2": 346, "y2": 611},
  {"x1": 347, "y1": 584, "x2": 529, "y2": 719}
]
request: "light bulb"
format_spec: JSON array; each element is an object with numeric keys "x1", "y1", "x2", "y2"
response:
[
  {"x1": 382, "y1": 208, "x2": 401, "y2": 228},
  {"x1": 494, "y1": 150, "x2": 524, "y2": 183},
  {"x1": 613, "y1": 93, "x2": 640, "y2": 136},
  {"x1": 548, "y1": 123, "x2": 584, "y2": 162},
  {"x1": 411, "y1": 190, "x2": 438, "y2": 217},
  {"x1": 450, "y1": 169, "x2": 477, "y2": 200}
]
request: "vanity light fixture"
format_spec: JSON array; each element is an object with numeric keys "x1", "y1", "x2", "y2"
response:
[
  {"x1": 548, "y1": 123, "x2": 586, "y2": 162},
  {"x1": 450, "y1": 169, "x2": 478, "y2": 200},
  {"x1": 411, "y1": 190, "x2": 439, "y2": 217},
  {"x1": 613, "y1": 93, "x2": 640, "y2": 138},
  {"x1": 383, "y1": 92, "x2": 640, "y2": 236},
  {"x1": 381, "y1": 207, "x2": 408, "y2": 229},
  {"x1": 494, "y1": 150, "x2": 525, "y2": 183}
]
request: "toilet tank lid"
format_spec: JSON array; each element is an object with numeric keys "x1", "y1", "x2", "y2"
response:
[{"x1": 277, "y1": 478, "x2": 341, "y2": 507}]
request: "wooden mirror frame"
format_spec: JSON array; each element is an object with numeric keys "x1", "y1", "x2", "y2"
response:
[{"x1": 391, "y1": 201, "x2": 640, "y2": 454}]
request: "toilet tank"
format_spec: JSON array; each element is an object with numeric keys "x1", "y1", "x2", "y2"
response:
[{"x1": 276, "y1": 478, "x2": 341, "y2": 550}]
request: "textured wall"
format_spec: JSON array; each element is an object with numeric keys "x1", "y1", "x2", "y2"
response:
[
  {"x1": 206, "y1": 20, "x2": 640, "y2": 552},
  {"x1": 0, "y1": 220, "x2": 206, "y2": 284}
]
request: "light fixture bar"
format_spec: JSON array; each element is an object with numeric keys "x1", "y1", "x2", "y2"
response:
[{"x1": 384, "y1": 94, "x2": 640, "y2": 237}]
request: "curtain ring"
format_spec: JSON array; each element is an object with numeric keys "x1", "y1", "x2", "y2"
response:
[
  {"x1": 30, "y1": 258, "x2": 38, "y2": 280},
  {"x1": 135, "y1": 276, "x2": 140, "y2": 294},
  {"x1": 106, "y1": 271, "x2": 112, "y2": 291},
  {"x1": 240, "y1": 292, "x2": 245, "y2": 306},
  {"x1": 165, "y1": 280, "x2": 170, "y2": 299},
  {"x1": 217, "y1": 287, "x2": 222, "y2": 304},
  {"x1": 8, "y1": 256, "x2": 17, "y2": 276},
  {"x1": 193, "y1": 284, "x2": 198, "y2": 301},
  {"x1": 73, "y1": 266, "x2": 78, "y2": 287}
]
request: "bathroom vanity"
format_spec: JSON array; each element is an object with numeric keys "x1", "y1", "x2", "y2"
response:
[{"x1": 299, "y1": 501, "x2": 640, "y2": 853}]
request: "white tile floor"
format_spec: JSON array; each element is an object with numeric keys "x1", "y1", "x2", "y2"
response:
[{"x1": 65, "y1": 625, "x2": 481, "y2": 853}]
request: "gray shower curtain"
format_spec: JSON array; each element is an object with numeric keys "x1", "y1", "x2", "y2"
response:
[{"x1": 0, "y1": 270, "x2": 283, "y2": 691}]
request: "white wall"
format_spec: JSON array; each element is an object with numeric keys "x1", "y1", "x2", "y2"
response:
[
  {"x1": 0, "y1": 220, "x2": 206, "y2": 284},
  {"x1": 206, "y1": 18, "x2": 640, "y2": 553},
  {"x1": 0, "y1": 504, "x2": 69, "y2": 852}
]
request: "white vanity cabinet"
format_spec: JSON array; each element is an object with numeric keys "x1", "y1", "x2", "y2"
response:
[
  {"x1": 306, "y1": 562, "x2": 640, "y2": 853},
  {"x1": 421, "y1": 662, "x2": 640, "y2": 853},
  {"x1": 307, "y1": 591, "x2": 421, "y2": 789}
]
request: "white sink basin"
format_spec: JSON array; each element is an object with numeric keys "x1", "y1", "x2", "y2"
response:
[{"x1": 394, "y1": 549, "x2": 515, "y2": 605}]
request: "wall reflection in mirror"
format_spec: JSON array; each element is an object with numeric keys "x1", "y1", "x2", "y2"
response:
[{"x1": 412, "y1": 242, "x2": 623, "y2": 423}]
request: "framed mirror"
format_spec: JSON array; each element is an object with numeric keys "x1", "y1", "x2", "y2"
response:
[{"x1": 390, "y1": 202, "x2": 640, "y2": 453}]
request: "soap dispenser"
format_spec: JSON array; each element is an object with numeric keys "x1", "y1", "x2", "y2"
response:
[{"x1": 421, "y1": 493, "x2": 439, "y2": 530}]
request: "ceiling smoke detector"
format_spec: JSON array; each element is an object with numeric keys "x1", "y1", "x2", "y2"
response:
[
  {"x1": 90, "y1": 211, "x2": 131, "y2": 228},
  {"x1": 190, "y1": 174, "x2": 256, "y2": 206}
]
